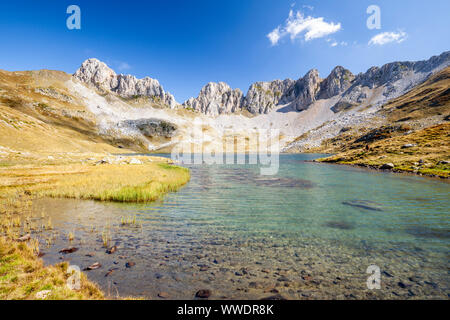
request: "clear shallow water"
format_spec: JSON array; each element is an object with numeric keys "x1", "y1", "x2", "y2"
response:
[{"x1": 34, "y1": 154, "x2": 449, "y2": 299}]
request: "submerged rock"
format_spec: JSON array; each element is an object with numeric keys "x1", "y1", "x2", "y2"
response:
[
  {"x1": 405, "y1": 226, "x2": 450, "y2": 239},
  {"x1": 323, "y1": 221, "x2": 355, "y2": 230},
  {"x1": 261, "y1": 294, "x2": 288, "y2": 300},
  {"x1": 84, "y1": 262, "x2": 102, "y2": 271},
  {"x1": 342, "y1": 200, "x2": 383, "y2": 211},
  {"x1": 59, "y1": 247, "x2": 79, "y2": 254},
  {"x1": 195, "y1": 289, "x2": 211, "y2": 299},
  {"x1": 106, "y1": 245, "x2": 117, "y2": 254}
]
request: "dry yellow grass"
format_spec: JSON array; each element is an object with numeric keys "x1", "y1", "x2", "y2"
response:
[
  {"x1": 0, "y1": 236, "x2": 104, "y2": 300},
  {"x1": 0, "y1": 160, "x2": 190, "y2": 203},
  {"x1": 318, "y1": 124, "x2": 450, "y2": 178},
  {"x1": 0, "y1": 156, "x2": 190, "y2": 300},
  {"x1": 0, "y1": 69, "x2": 146, "y2": 154}
]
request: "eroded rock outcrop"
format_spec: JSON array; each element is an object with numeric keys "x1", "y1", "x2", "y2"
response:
[
  {"x1": 74, "y1": 52, "x2": 450, "y2": 117},
  {"x1": 73, "y1": 58, "x2": 177, "y2": 108},
  {"x1": 243, "y1": 79, "x2": 295, "y2": 114},
  {"x1": 318, "y1": 66, "x2": 354, "y2": 100},
  {"x1": 182, "y1": 82, "x2": 244, "y2": 116},
  {"x1": 284, "y1": 69, "x2": 322, "y2": 111}
]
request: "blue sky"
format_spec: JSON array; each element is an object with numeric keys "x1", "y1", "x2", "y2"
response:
[{"x1": 0, "y1": 0, "x2": 449, "y2": 102}]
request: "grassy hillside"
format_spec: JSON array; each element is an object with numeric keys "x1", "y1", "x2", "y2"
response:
[
  {"x1": 310, "y1": 67, "x2": 450, "y2": 178},
  {"x1": 0, "y1": 69, "x2": 145, "y2": 156},
  {"x1": 317, "y1": 124, "x2": 450, "y2": 178},
  {"x1": 0, "y1": 69, "x2": 192, "y2": 299}
]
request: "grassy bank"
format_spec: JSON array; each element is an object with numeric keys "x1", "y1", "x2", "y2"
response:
[
  {"x1": 0, "y1": 237, "x2": 103, "y2": 300},
  {"x1": 0, "y1": 158, "x2": 190, "y2": 202},
  {"x1": 317, "y1": 124, "x2": 450, "y2": 178},
  {"x1": 0, "y1": 155, "x2": 190, "y2": 299}
]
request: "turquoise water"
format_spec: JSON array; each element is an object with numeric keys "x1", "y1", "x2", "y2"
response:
[{"x1": 37, "y1": 154, "x2": 450, "y2": 299}]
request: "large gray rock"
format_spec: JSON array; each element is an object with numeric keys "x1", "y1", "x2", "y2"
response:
[
  {"x1": 73, "y1": 58, "x2": 177, "y2": 108},
  {"x1": 182, "y1": 82, "x2": 244, "y2": 116}
]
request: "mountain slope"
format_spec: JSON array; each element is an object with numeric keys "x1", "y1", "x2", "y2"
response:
[
  {"x1": 179, "y1": 51, "x2": 449, "y2": 116},
  {"x1": 310, "y1": 67, "x2": 450, "y2": 178}
]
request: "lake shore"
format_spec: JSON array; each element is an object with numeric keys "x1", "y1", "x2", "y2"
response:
[{"x1": 0, "y1": 154, "x2": 190, "y2": 299}]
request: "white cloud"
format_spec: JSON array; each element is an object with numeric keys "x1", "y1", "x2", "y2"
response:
[
  {"x1": 331, "y1": 41, "x2": 338, "y2": 47},
  {"x1": 368, "y1": 31, "x2": 407, "y2": 46},
  {"x1": 302, "y1": 5, "x2": 314, "y2": 11},
  {"x1": 267, "y1": 27, "x2": 282, "y2": 46},
  {"x1": 267, "y1": 10, "x2": 341, "y2": 45}
]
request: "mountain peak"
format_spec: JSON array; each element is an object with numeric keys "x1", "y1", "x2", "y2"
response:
[{"x1": 73, "y1": 58, "x2": 177, "y2": 108}]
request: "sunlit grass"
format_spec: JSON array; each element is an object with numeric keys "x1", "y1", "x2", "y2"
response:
[
  {"x1": 0, "y1": 161, "x2": 190, "y2": 203},
  {"x1": 318, "y1": 124, "x2": 450, "y2": 178},
  {"x1": 0, "y1": 237, "x2": 104, "y2": 300}
]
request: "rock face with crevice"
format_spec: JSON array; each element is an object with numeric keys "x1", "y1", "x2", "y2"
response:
[
  {"x1": 243, "y1": 79, "x2": 296, "y2": 114},
  {"x1": 284, "y1": 69, "x2": 322, "y2": 111},
  {"x1": 73, "y1": 58, "x2": 177, "y2": 108},
  {"x1": 182, "y1": 82, "x2": 244, "y2": 116}
]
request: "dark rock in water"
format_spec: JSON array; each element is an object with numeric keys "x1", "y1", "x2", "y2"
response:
[
  {"x1": 405, "y1": 226, "x2": 450, "y2": 239},
  {"x1": 382, "y1": 271, "x2": 394, "y2": 278},
  {"x1": 248, "y1": 282, "x2": 261, "y2": 289},
  {"x1": 253, "y1": 177, "x2": 315, "y2": 189},
  {"x1": 223, "y1": 168, "x2": 315, "y2": 189},
  {"x1": 59, "y1": 247, "x2": 79, "y2": 254},
  {"x1": 342, "y1": 200, "x2": 383, "y2": 211},
  {"x1": 261, "y1": 294, "x2": 287, "y2": 300},
  {"x1": 105, "y1": 268, "x2": 118, "y2": 277},
  {"x1": 277, "y1": 276, "x2": 290, "y2": 282},
  {"x1": 424, "y1": 281, "x2": 438, "y2": 289},
  {"x1": 84, "y1": 262, "x2": 101, "y2": 271},
  {"x1": 106, "y1": 245, "x2": 117, "y2": 254},
  {"x1": 199, "y1": 265, "x2": 209, "y2": 271},
  {"x1": 195, "y1": 289, "x2": 211, "y2": 299},
  {"x1": 125, "y1": 261, "x2": 136, "y2": 268},
  {"x1": 324, "y1": 221, "x2": 355, "y2": 230}
]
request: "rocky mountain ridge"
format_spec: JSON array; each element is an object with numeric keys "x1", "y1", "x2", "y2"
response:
[
  {"x1": 73, "y1": 52, "x2": 450, "y2": 118},
  {"x1": 182, "y1": 51, "x2": 449, "y2": 116},
  {"x1": 73, "y1": 58, "x2": 177, "y2": 108}
]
